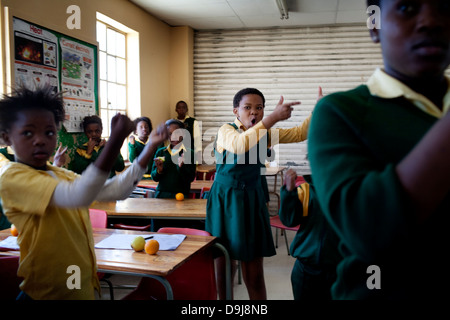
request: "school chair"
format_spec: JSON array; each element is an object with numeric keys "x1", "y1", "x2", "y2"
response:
[
  {"x1": 121, "y1": 227, "x2": 217, "y2": 300},
  {"x1": 88, "y1": 209, "x2": 115, "y2": 299},
  {"x1": 0, "y1": 255, "x2": 22, "y2": 300},
  {"x1": 200, "y1": 187, "x2": 211, "y2": 199}
]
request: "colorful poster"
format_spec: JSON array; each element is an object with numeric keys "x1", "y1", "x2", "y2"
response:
[
  {"x1": 60, "y1": 38, "x2": 96, "y2": 132},
  {"x1": 12, "y1": 17, "x2": 98, "y2": 133},
  {"x1": 13, "y1": 18, "x2": 59, "y2": 93}
]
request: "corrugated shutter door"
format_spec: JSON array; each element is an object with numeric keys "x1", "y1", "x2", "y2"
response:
[{"x1": 194, "y1": 23, "x2": 383, "y2": 177}]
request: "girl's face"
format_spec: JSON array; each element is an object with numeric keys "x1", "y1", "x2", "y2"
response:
[
  {"x1": 371, "y1": 0, "x2": 450, "y2": 80},
  {"x1": 136, "y1": 120, "x2": 150, "y2": 141},
  {"x1": 168, "y1": 124, "x2": 183, "y2": 148},
  {"x1": 2, "y1": 109, "x2": 57, "y2": 170},
  {"x1": 233, "y1": 94, "x2": 264, "y2": 129},
  {"x1": 85, "y1": 123, "x2": 102, "y2": 144}
]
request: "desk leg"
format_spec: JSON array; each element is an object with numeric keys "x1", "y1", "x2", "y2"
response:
[{"x1": 213, "y1": 243, "x2": 232, "y2": 300}]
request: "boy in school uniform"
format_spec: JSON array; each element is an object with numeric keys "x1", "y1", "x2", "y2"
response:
[
  {"x1": 279, "y1": 169, "x2": 341, "y2": 300},
  {"x1": 72, "y1": 115, "x2": 125, "y2": 178},
  {"x1": 308, "y1": 0, "x2": 450, "y2": 299},
  {"x1": 173, "y1": 100, "x2": 202, "y2": 164},
  {"x1": 0, "y1": 87, "x2": 167, "y2": 299},
  {"x1": 151, "y1": 119, "x2": 196, "y2": 199}
]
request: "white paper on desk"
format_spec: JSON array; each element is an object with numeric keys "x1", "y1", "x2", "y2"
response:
[
  {"x1": 95, "y1": 234, "x2": 186, "y2": 251},
  {"x1": 0, "y1": 236, "x2": 20, "y2": 250}
]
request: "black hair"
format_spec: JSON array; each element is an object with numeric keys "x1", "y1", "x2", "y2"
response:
[
  {"x1": 176, "y1": 100, "x2": 188, "y2": 108},
  {"x1": 82, "y1": 115, "x2": 103, "y2": 132},
  {"x1": 0, "y1": 86, "x2": 65, "y2": 144},
  {"x1": 133, "y1": 116, "x2": 153, "y2": 134},
  {"x1": 165, "y1": 118, "x2": 185, "y2": 129},
  {"x1": 233, "y1": 88, "x2": 265, "y2": 108},
  {"x1": 367, "y1": 0, "x2": 380, "y2": 8}
]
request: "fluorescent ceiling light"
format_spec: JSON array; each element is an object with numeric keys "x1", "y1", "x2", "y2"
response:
[{"x1": 275, "y1": 0, "x2": 289, "y2": 19}]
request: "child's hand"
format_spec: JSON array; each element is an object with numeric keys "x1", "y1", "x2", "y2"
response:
[
  {"x1": 178, "y1": 153, "x2": 184, "y2": 167},
  {"x1": 110, "y1": 113, "x2": 134, "y2": 140},
  {"x1": 129, "y1": 135, "x2": 135, "y2": 145},
  {"x1": 154, "y1": 158, "x2": 164, "y2": 173},
  {"x1": 263, "y1": 96, "x2": 301, "y2": 129},
  {"x1": 53, "y1": 143, "x2": 68, "y2": 167},
  {"x1": 284, "y1": 169, "x2": 297, "y2": 192},
  {"x1": 317, "y1": 86, "x2": 323, "y2": 103},
  {"x1": 99, "y1": 139, "x2": 106, "y2": 148},
  {"x1": 87, "y1": 138, "x2": 97, "y2": 155}
]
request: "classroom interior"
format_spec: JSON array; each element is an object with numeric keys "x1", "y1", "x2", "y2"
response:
[{"x1": 4, "y1": 0, "x2": 445, "y2": 301}]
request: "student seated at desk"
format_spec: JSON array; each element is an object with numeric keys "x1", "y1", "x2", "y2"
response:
[
  {"x1": 72, "y1": 115, "x2": 125, "y2": 178},
  {"x1": 151, "y1": 119, "x2": 196, "y2": 199}
]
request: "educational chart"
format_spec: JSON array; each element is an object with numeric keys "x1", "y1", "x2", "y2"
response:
[
  {"x1": 12, "y1": 17, "x2": 98, "y2": 133},
  {"x1": 60, "y1": 38, "x2": 96, "y2": 132}
]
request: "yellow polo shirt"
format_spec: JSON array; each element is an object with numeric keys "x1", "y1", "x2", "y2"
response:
[
  {"x1": 216, "y1": 114, "x2": 311, "y2": 154},
  {"x1": 367, "y1": 68, "x2": 450, "y2": 118},
  {"x1": 0, "y1": 162, "x2": 99, "y2": 300}
]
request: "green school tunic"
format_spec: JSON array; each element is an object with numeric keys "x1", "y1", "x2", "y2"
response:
[
  {"x1": 150, "y1": 145, "x2": 196, "y2": 198},
  {"x1": 308, "y1": 85, "x2": 450, "y2": 299},
  {"x1": 206, "y1": 123, "x2": 276, "y2": 262},
  {"x1": 128, "y1": 138, "x2": 153, "y2": 175}
]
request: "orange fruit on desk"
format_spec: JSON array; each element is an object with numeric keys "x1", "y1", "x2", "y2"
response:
[
  {"x1": 10, "y1": 224, "x2": 18, "y2": 237},
  {"x1": 175, "y1": 193, "x2": 184, "y2": 201},
  {"x1": 145, "y1": 239, "x2": 159, "y2": 255}
]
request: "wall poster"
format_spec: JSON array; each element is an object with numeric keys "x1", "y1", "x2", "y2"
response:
[{"x1": 12, "y1": 17, "x2": 98, "y2": 133}]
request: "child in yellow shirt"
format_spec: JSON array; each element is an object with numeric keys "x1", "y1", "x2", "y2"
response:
[{"x1": 0, "y1": 86, "x2": 167, "y2": 300}]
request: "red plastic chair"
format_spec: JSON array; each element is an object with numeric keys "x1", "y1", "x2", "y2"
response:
[
  {"x1": 122, "y1": 227, "x2": 217, "y2": 300},
  {"x1": 270, "y1": 215, "x2": 299, "y2": 255},
  {"x1": 200, "y1": 187, "x2": 211, "y2": 199},
  {"x1": 0, "y1": 255, "x2": 22, "y2": 300},
  {"x1": 89, "y1": 209, "x2": 114, "y2": 299}
]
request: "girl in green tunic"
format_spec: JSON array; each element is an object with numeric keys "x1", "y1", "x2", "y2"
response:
[
  {"x1": 128, "y1": 116, "x2": 153, "y2": 177},
  {"x1": 206, "y1": 88, "x2": 312, "y2": 300}
]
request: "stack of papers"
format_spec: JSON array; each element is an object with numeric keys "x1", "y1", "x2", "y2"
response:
[
  {"x1": 95, "y1": 234, "x2": 186, "y2": 251},
  {"x1": 0, "y1": 236, "x2": 20, "y2": 250}
]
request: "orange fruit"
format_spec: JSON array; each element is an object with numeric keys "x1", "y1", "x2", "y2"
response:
[
  {"x1": 145, "y1": 239, "x2": 159, "y2": 255},
  {"x1": 10, "y1": 224, "x2": 18, "y2": 237},
  {"x1": 175, "y1": 193, "x2": 184, "y2": 201}
]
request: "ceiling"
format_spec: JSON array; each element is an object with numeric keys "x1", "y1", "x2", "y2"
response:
[{"x1": 129, "y1": 0, "x2": 368, "y2": 30}]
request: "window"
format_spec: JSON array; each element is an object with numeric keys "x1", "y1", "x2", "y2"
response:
[{"x1": 96, "y1": 20, "x2": 127, "y2": 138}]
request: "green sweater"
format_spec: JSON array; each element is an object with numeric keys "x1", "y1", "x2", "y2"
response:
[
  {"x1": 128, "y1": 139, "x2": 153, "y2": 175},
  {"x1": 151, "y1": 145, "x2": 196, "y2": 198},
  {"x1": 308, "y1": 85, "x2": 450, "y2": 299},
  {"x1": 278, "y1": 175, "x2": 341, "y2": 269}
]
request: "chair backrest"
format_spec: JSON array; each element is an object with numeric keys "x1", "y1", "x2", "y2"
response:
[
  {"x1": 122, "y1": 227, "x2": 217, "y2": 300},
  {"x1": 0, "y1": 256, "x2": 22, "y2": 300},
  {"x1": 158, "y1": 227, "x2": 211, "y2": 236},
  {"x1": 89, "y1": 209, "x2": 108, "y2": 228},
  {"x1": 200, "y1": 187, "x2": 211, "y2": 199}
]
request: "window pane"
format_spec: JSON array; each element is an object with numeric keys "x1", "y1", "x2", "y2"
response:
[
  {"x1": 96, "y1": 21, "x2": 106, "y2": 51},
  {"x1": 99, "y1": 52, "x2": 107, "y2": 80},
  {"x1": 100, "y1": 80, "x2": 107, "y2": 109},
  {"x1": 100, "y1": 108, "x2": 109, "y2": 137},
  {"x1": 116, "y1": 58, "x2": 126, "y2": 84},
  {"x1": 117, "y1": 85, "x2": 126, "y2": 109},
  {"x1": 107, "y1": 28, "x2": 116, "y2": 55},
  {"x1": 107, "y1": 82, "x2": 117, "y2": 109},
  {"x1": 107, "y1": 55, "x2": 116, "y2": 82},
  {"x1": 116, "y1": 33, "x2": 126, "y2": 58}
]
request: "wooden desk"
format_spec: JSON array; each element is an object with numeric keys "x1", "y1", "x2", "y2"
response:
[
  {"x1": 0, "y1": 228, "x2": 231, "y2": 300},
  {"x1": 90, "y1": 198, "x2": 207, "y2": 220},
  {"x1": 137, "y1": 179, "x2": 213, "y2": 192}
]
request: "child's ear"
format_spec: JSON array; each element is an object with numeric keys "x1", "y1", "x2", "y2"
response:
[
  {"x1": 232, "y1": 108, "x2": 238, "y2": 116},
  {"x1": 369, "y1": 28, "x2": 380, "y2": 43},
  {"x1": 1, "y1": 132, "x2": 11, "y2": 146}
]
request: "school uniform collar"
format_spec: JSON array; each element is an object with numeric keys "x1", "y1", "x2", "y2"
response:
[
  {"x1": 82, "y1": 142, "x2": 102, "y2": 152},
  {"x1": 167, "y1": 143, "x2": 186, "y2": 156},
  {"x1": 177, "y1": 115, "x2": 192, "y2": 122},
  {"x1": 234, "y1": 118, "x2": 247, "y2": 131},
  {"x1": 367, "y1": 68, "x2": 450, "y2": 118},
  {"x1": 135, "y1": 137, "x2": 148, "y2": 145}
]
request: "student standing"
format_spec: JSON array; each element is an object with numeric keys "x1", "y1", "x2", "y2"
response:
[
  {"x1": 308, "y1": 0, "x2": 450, "y2": 299},
  {"x1": 0, "y1": 86, "x2": 167, "y2": 299},
  {"x1": 206, "y1": 88, "x2": 311, "y2": 300},
  {"x1": 129, "y1": 116, "x2": 153, "y2": 177},
  {"x1": 174, "y1": 100, "x2": 202, "y2": 164}
]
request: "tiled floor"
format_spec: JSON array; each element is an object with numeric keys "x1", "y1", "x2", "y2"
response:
[{"x1": 97, "y1": 227, "x2": 297, "y2": 300}]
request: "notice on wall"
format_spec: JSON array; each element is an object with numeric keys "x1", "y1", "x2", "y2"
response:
[
  {"x1": 12, "y1": 17, "x2": 98, "y2": 133},
  {"x1": 60, "y1": 38, "x2": 96, "y2": 132},
  {"x1": 13, "y1": 18, "x2": 59, "y2": 93}
]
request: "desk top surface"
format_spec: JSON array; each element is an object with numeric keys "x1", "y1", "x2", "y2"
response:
[
  {"x1": 0, "y1": 228, "x2": 216, "y2": 277},
  {"x1": 90, "y1": 198, "x2": 207, "y2": 218},
  {"x1": 137, "y1": 179, "x2": 213, "y2": 190}
]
